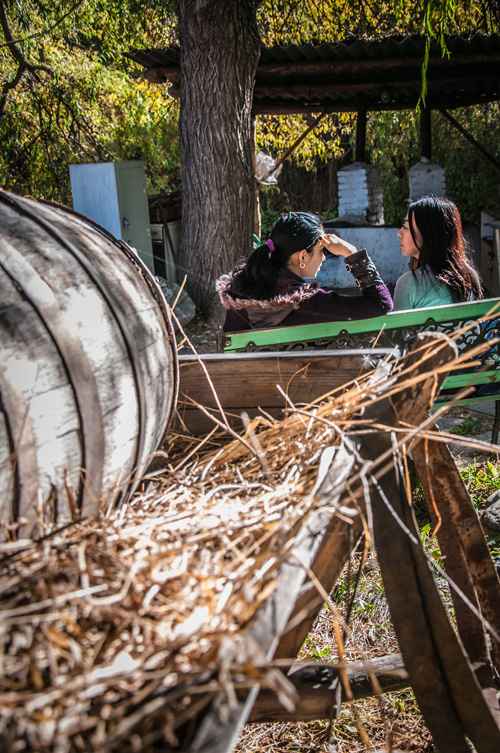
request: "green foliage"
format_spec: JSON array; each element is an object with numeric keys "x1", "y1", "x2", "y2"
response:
[
  {"x1": 258, "y1": 185, "x2": 283, "y2": 237},
  {"x1": 257, "y1": 0, "x2": 499, "y2": 45},
  {"x1": 420, "y1": 522, "x2": 445, "y2": 568},
  {"x1": 0, "y1": 0, "x2": 180, "y2": 202},
  {"x1": 366, "y1": 111, "x2": 421, "y2": 226},
  {"x1": 432, "y1": 104, "x2": 500, "y2": 223},
  {"x1": 449, "y1": 416, "x2": 482, "y2": 436},
  {"x1": 1, "y1": 0, "x2": 499, "y2": 215},
  {"x1": 412, "y1": 458, "x2": 500, "y2": 568},
  {"x1": 459, "y1": 458, "x2": 500, "y2": 511},
  {"x1": 256, "y1": 112, "x2": 352, "y2": 181},
  {"x1": 255, "y1": 2, "x2": 500, "y2": 228}
]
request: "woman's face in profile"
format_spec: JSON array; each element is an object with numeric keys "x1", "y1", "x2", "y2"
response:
[
  {"x1": 398, "y1": 214, "x2": 421, "y2": 260},
  {"x1": 300, "y1": 239, "x2": 326, "y2": 279}
]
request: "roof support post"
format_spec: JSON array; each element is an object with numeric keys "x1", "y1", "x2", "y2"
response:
[
  {"x1": 355, "y1": 100, "x2": 367, "y2": 162},
  {"x1": 420, "y1": 104, "x2": 432, "y2": 160}
]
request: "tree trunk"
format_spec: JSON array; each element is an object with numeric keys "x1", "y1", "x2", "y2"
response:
[{"x1": 175, "y1": 0, "x2": 261, "y2": 318}]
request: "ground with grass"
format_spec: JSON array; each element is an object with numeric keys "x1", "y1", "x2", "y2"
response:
[{"x1": 235, "y1": 453, "x2": 500, "y2": 753}]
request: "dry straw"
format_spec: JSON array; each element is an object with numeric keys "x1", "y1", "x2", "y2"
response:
[{"x1": 1, "y1": 322, "x2": 498, "y2": 752}]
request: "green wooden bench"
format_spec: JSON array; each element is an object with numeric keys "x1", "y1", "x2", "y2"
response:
[{"x1": 218, "y1": 298, "x2": 500, "y2": 443}]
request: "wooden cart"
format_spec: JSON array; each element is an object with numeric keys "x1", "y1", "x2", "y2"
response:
[{"x1": 173, "y1": 332, "x2": 500, "y2": 753}]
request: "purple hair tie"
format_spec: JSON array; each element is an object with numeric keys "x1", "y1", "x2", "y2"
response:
[{"x1": 265, "y1": 239, "x2": 275, "y2": 253}]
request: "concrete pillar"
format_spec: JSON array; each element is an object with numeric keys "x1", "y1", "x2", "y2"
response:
[
  {"x1": 409, "y1": 158, "x2": 446, "y2": 202},
  {"x1": 337, "y1": 163, "x2": 384, "y2": 226}
]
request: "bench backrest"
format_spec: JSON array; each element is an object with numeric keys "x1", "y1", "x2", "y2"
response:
[
  {"x1": 220, "y1": 298, "x2": 500, "y2": 354},
  {"x1": 219, "y1": 298, "x2": 500, "y2": 405}
]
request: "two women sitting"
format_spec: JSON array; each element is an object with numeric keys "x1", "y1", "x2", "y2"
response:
[{"x1": 216, "y1": 196, "x2": 482, "y2": 333}]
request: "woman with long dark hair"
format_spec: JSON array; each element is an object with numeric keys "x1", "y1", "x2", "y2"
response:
[
  {"x1": 216, "y1": 211, "x2": 393, "y2": 332},
  {"x1": 394, "y1": 196, "x2": 482, "y2": 310}
]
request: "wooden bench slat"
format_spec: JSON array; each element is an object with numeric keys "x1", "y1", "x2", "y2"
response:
[{"x1": 174, "y1": 349, "x2": 397, "y2": 435}]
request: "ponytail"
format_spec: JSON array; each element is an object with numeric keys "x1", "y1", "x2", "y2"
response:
[{"x1": 228, "y1": 211, "x2": 323, "y2": 300}]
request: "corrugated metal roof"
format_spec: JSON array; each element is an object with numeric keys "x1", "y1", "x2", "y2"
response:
[{"x1": 126, "y1": 34, "x2": 500, "y2": 113}]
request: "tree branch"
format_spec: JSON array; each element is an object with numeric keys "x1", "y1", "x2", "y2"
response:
[
  {"x1": 0, "y1": 63, "x2": 24, "y2": 120},
  {"x1": 0, "y1": 0, "x2": 85, "y2": 50},
  {"x1": 0, "y1": 0, "x2": 52, "y2": 76}
]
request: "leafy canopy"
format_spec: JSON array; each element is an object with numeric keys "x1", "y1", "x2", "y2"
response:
[
  {"x1": 0, "y1": 0, "x2": 179, "y2": 201},
  {"x1": 0, "y1": 0, "x2": 499, "y2": 221},
  {"x1": 254, "y1": 0, "x2": 500, "y2": 226}
]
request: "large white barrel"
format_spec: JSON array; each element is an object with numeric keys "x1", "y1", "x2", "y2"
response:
[{"x1": 0, "y1": 190, "x2": 178, "y2": 537}]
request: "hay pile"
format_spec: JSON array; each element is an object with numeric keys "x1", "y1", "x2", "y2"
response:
[
  {"x1": 1, "y1": 333, "x2": 495, "y2": 753},
  {"x1": 0, "y1": 357, "x2": 393, "y2": 753}
]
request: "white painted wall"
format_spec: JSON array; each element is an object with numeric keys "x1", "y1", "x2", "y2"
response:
[
  {"x1": 316, "y1": 227, "x2": 405, "y2": 289},
  {"x1": 316, "y1": 225, "x2": 481, "y2": 290}
]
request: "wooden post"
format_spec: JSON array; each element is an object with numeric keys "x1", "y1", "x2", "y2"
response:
[
  {"x1": 358, "y1": 333, "x2": 500, "y2": 753},
  {"x1": 410, "y1": 433, "x2": 500, "y2": 684},
  {"x1": 249, "y1": 654, "x2": 409, "y2": 723},
  {"x1": 420, "y1": 104, "x2": 432, "y2": 160},
  {"x1": 355, "y1": 101, "x2": 367, "y2": 163}
]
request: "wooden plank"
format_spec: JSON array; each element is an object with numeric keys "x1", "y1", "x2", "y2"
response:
[
  {"x1": 190, "y1": 439, "x2": 360, "y2": 753},
  {"x1": 0, "y1": 236, "x2": 106, "y2": 517},
  {"x1": 359, "y1": 333, "x2": 500, "y2": 753},
  {"x1": 411, "y1": 435, "x2": 500, "y2": 677},
  {"x1": 174, "y1": 349, "x2": 396, "y2": 434},
  {"x1": 273, "y1": 510, "x2": 362, "y2": 660},
  {"x1": 249, "y1": 653, "x2": 409, "y2": 723},
  {"x1": 188, "y1": 334, "x2": 499, "y2": 751},
  {"x1": 411, "y1": 438, "x2": 499, "y2": 717}
]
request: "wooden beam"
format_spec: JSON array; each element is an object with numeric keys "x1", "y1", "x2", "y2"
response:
[
  {"x1": 439, "y1": 109, "x2": 500, "y2": 173},
  {"x1": 249, "y1": 653, "x2": 409, "y2": 723},
  {"x1": 141, "y1": 51, "x2": 500, "y2": 87},
  {"x1": 358, "y1": 333, "x2": 500, "y2": 752},
  {"x1": 254, "y1": 52, "x2": 500, "y2": 81},
  {"x1": 190, "y1": 436, "x2": 362, "y2": 752},
  {"x1": 252, "y1": 72, "x2": 499, "y2": 100},
  {"x1": 411, "y1": 435, "x2": 500, "y2": 713},
  {"x1": 251, "y1": 91, "x2": 500, "y2": 115},
  {"x1": 355, "y1": 101, "x2": 367, "y2": 162}
]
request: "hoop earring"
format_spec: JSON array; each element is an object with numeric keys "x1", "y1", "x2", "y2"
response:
[{"x1": 299, "y1": 261, "x2": 306, "y2": 269}]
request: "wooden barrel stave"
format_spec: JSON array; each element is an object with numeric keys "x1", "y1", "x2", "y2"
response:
[
  {"x1": 0, "y1": 270, "x2": 83, "y2": 528},
  {"x1": 0, "y1": 190, "x2": 177, "y2": 538},
  {"x1": 32, "y1": 197, "x2": 175, "y2": 482}
]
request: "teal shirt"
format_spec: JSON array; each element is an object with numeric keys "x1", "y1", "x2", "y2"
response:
[{"x1": 393, "y1": 267, "x2": 456, "y2": 311}]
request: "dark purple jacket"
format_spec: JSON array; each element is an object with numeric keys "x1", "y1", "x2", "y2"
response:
[{"x1": 216, "y1": 249, "x2": 393, "y2": 333}]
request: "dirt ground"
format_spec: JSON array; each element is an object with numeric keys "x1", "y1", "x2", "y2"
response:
[{"x1": 176, "y1": 315, "x2": 219, "y2": 354}]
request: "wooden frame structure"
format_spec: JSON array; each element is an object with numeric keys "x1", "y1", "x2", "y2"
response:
[{"x1": 174, "y1": 333, "x2": 500, "y2": 752}]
